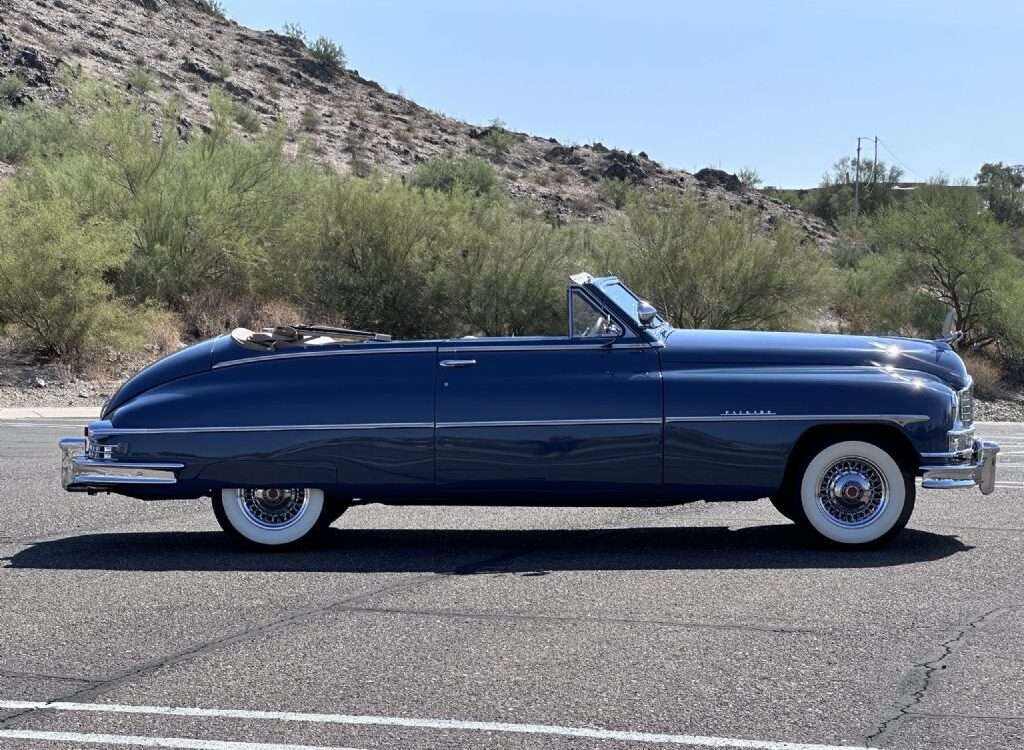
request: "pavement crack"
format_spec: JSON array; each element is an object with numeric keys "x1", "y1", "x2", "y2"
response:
[
  {"x1": 906, "y1": 709, "x2": 1024, "y2": 723},
  {"x1": 864, "y1": 604, "x2": 1020, "y2": 745},
  {"x1": 341, "y1": 603, "x2": 813, "y2": 634},
  {"x1": 0, "y1": 668, "x2": 97, "y2": 685}
]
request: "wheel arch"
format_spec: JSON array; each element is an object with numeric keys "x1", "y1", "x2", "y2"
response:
[{"x1": 778, "y1": 423, "x2": 920, "y2": 496}]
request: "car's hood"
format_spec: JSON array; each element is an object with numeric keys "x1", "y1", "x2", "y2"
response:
[
  {"x1": 661, "y1": 328, "x2": 968, "y2": 389},
  {"x1": 101, "y1": 339, "x2": 215, "y2": 418}
]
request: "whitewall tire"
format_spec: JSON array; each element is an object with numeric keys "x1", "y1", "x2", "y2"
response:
[
  {"x1": 795, "y1": 440, "x2": 915, "y2": 547},
  {"x1": 213, "y1": 488, "x2": 326, "y2": 548}
]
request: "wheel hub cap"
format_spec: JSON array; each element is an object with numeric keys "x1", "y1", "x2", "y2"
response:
[
  {"x1": 816, "y1": 459, "x2": 889, "y2": 528},
  {"x1": 237, "y1": 488, "x2": 308, "y2": 530}
]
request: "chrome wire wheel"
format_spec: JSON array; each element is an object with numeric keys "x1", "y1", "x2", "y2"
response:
[
  {"x1": 237, "y1": 488, "x2": 309, "y2": 530},
  {"x1": 815, "y1": 457, "x2": 889, "y2": 529},
  {"x1": 215, "y1": 487, "x2": 326, "y2": 548},
  {"x1": 798, "y1": 440, "x2": 913, "y2": 547}
]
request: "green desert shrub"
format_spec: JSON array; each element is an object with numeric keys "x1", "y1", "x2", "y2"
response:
[
  {"x1": 298, "y1": 105, "x2": 320, "y2": 132},
  {"x1": 0, "y1": 101, "x2": 80, "y2": 163},
  {"x1": 309, "y1": 36, "x2": 346, "y2": 73},
  {"x1": 409, "y1": 156, "x2": 497, "y2": 197},
  {"x1": 434, "y1": 203, "x2": 577, "y2": 336},
  {"x1": 0, "y1": 192, "x2": 142, "y2": 361},
  {"x1": 231, "y1": 102, "x2": 261, "y2": 133},
  {"x1": 281, "y1": 22, "x2": 308, "y2": 44},
  {"x1": 126, "y1": 68, "x2": 155, "y2": 95},
  {"x1": 737, "y1": 166, "x2": 762, "y2": 189},
  {"x1": 297, "y1": 176, "x2": 452, "y2": 338},
  {"x1": 212, "y1": 60, "x2": 233, "y2": 80},
  {"x1": 196, "y1": 0, "x2": 226, "y2": 20},
  {"x1": 0, "y1": 75, "x2": 26, "y2": 104},
  {"x1": 610, "y1": 193, "x2": 830, "y2": 330},
  {"x1": 479, "y1": 118, "x2": 517, "y2": 157},
  {"x1": 598, "y1": 177, "x2": 633, "y2": 209}
]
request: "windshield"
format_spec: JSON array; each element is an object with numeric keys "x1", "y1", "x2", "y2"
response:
[{"x1": 600, "y1": 281, "x2": 666, "y2": 329}]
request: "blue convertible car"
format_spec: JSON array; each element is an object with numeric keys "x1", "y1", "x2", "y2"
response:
[{"x1": 60, "y1": 273, "x2": 998, "y2": 549}]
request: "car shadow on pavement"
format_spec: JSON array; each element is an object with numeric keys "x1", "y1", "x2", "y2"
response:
[{"x1": 6, "y1": 525, "x2": 971, "y2": 573}]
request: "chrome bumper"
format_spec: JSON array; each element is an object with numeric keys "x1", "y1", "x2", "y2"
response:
[
  {"x1": 59, "y1": 437, "x2": 183, "y2": 492},
  {"x1": 920, "y1": 439, "x2": 1000, "y2": 494}
]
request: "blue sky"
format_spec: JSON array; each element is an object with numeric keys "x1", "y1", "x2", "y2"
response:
[{"x1": 222, "y1": 1, "x2": 1022, "y2": 188}]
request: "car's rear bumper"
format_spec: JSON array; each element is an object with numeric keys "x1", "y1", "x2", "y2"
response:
[
  {"x1": 59, "y1": 437, "x2": 183, "y2": 493},
  {"x1": 920, "y1": 439, "x2": 1000, "y2": 494}
]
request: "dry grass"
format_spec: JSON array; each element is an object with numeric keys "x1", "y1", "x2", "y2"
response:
[
  {"x1": 144, "y1": 308, "x2": 184, "y2": 354},
  {"x1": 180, "y1": 294, "x2": 307, "y2": 338},
  {"x1": 963, "y1": 352, "x2": 1007, "y2": 399},
  {"x1": 245, "y1": 299, "x2": 306, "y2": 331}
]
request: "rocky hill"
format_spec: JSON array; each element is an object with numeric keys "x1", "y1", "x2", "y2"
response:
[{"x1": 0, "y1": 0, "x2": 832, "y2": 240}]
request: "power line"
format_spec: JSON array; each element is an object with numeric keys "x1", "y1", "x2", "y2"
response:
[{"x1": 877, "y1": 138, "x2": 925, "y2": 180}]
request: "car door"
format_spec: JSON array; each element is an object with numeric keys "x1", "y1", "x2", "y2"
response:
[{"x1": 434, "y1": 291, "x2": 663, "y2": 500}]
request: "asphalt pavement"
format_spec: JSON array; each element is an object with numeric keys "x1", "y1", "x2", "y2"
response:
[{"x1": 0, "y1": 418, "x2": 1021, "y2": 750}]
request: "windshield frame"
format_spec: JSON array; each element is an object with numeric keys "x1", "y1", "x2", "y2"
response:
[{"x1": 590, "y1": 277, "x2": 668, "y2": 333}]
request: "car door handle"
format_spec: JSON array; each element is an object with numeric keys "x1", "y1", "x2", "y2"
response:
[{"x1": 439, "y1": 359, "x2": 477, "y2": 368}]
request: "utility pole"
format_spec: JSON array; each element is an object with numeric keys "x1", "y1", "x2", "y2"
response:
[
  {"x1": 854, "y1": 139, "x2": 862, "y2": 223},
  {"x1": 853, "y1": 135, "x2": 878, "y2": 226}
]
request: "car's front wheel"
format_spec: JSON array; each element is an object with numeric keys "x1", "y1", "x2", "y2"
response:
[
  {"x1": 213, "y1": 488, "x2": 337, "y2": 548},
  {"x1": 791, "y1": 440, "x2": 915, "y2": 548}
]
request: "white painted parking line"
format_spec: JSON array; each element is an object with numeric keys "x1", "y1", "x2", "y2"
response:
[
  {"x1": 0, "y1": 700, "x2": 882, "y2": 750},
  {"x1": 0, "y1": 422, "x2": 90, "y2": 429},
  {"x1": 0, "y1": 729, "x2": 366, "y2": 749},
  {"x1": 996, "y1": 481, "x2": 1024, "y2": 487},
  {"x1": 0, "y1": 407, "x2": 99, "y2": 419}
]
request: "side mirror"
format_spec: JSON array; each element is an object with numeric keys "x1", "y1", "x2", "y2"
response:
[{"x1": 637, "y1": 301, "x2": 658, "y2": 328}]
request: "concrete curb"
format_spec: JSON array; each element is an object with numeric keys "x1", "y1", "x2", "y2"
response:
[{"x1": 0, "y1": 407, "x2": 100, "y2": 420}]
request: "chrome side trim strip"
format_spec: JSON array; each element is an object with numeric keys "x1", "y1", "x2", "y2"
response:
[
  {"x1": 920, "y1": 450, "x2": 973, "y2": 459},
  {"x1": 72, "y1": 458, "x2": 185, "y2": 471},
  {"x1": 666, "y1": 414, "x2": 930, "y2": 425},
  {"x1": 436, "y1": 343, "x2": 658, "y2": 353},
  {"x1": 89, "y1": 422, "x2": 434, "y2": 435},
  {"x1": 212, "y1": 347, "x2": 438, "y2": 369},
  {"x1": 91, "y1": 414, "x2": 928, "y2": 435},
  {"x1": 72, "y1": 473, "x2": 178, "y2": 486},
  {"x1": 437, "y1": 418, "x2": 663, "y2": 428}
]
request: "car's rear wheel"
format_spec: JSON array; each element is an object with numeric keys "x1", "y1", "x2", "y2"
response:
[
  {"x1": 792, "y1": 440, "x2": 915, "y2": 548},
  {"x1": 213, "y1": 488, "x2": 339, "y2": 548}
]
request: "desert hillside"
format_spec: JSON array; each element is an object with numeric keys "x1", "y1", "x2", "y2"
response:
[{"x1": 0, "y1": 0, "x2": 832, "y2": 240}]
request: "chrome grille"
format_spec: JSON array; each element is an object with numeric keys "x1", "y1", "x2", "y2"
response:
[
  {"x1": 948, "y1": 428, "x2": 975, "y2": 455},
  {"x1": 86, "y1": 442, "x2": 122, "y2": 460},
  {"x1": 959, "y1": 384, "x2": 975, "y2": 426}
]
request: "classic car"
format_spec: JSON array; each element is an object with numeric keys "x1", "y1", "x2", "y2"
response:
[{"x1": 60, "y1": 273, "x2": 999, "y2": 549}]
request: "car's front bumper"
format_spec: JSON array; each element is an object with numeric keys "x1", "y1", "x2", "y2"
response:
[
  {"x1": 920, "y1": 439, "x2": 1000, "y2": 494},
  {"x1": 59, "y1": 437, "x2": 183, "y2": 493}
]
